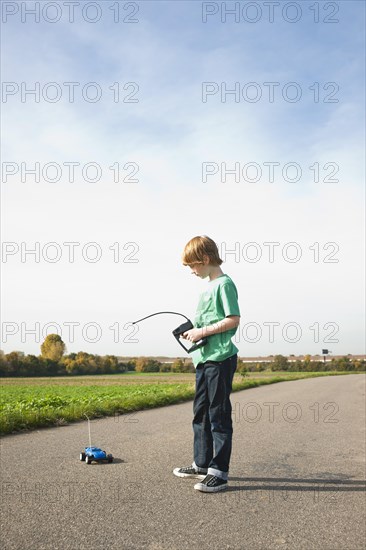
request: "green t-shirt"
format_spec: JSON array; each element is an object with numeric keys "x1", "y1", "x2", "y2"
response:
[{"x1": 191, "y1": 274, "x2": 240, "y2": 367}]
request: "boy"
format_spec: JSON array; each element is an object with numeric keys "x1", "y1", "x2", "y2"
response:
[{"x1": 173, "y1": 235, "x2": 240, "y2": 493}]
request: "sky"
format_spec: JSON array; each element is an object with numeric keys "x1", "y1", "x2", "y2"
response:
[{"x1": 1, "y1": 0, "x2": 365, "y2": 358}]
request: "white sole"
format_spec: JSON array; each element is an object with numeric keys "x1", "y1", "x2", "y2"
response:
[
  {"x1": 173, "y1": 468, "x2": 206, "y2": 479},
  {"x1": 194, "y1": 482, "x2": 228, "y2": 492}
]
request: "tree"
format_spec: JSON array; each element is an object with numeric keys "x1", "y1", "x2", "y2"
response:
[
  {"x1": 39, "y1": 357, "x2": 61, "y2": 376},
  {"x1": 41, "y1": 334, "x2": 66, "y2": 362},
  {"x1": 62, "y1": 356, "x2": 78, "y2": 375},
  {"x1": 288, "y1": 359, "x2": 303, "y2": 372},
  {"x1": 238, "y1": 365, "x2": 249, "y2": 377},
  {"x1": 255, "y1": 362, "x2": 266, "y2": 372},
  {"x1": 159, "y1": 363, "x2": 172, "y2": 372},
  {"x1": 181, "y1": 362, "x2": 195, "y2": 373},
  {"x1": 303, "y1": 354, "x2": 313, "y2": 372},
  {"x1": 75, "y1": 351, "x2": 95, "y2": 374},
  {"x1": 135, "y1": 358, "x2": 161, "y2": 372},
  {"x1": 23, "y1": 354, "x2": 42, "y2": 376},
  {"x1": 237, "y1": 359, "x2": 247, "y2": 375},
  {"x1": 117, "y1": 362, "x2": 128, "y2": 373},
  {"x1": 335, "y1": 356, "x2": 352, "y2": 372},
  {"x1": 271, "y1": 355, "x2": 288, "y2": 371},
  {"x1": 353, "y1": 359, "x2": 365, "y2": 372},
  {"x1": 126, "y1": 360, "x2": 136, "y2": 371},
  {"x1": 102, "y1": 355, "x2": 119, "y2": 374},
  {"x1": 170, "y1": 359, "x2": 195, "y2": 373},
  {"x1": 0, "y1": 353, "x2": 8, "y2": 376},
  {"x1": 3, "y1": 352, "x2": 23, "y2": 375},
  {"x1": 171, "y1": 359, "x2": 184, "y2": 372}
]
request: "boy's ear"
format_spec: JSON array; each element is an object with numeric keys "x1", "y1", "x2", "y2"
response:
[{"x1": 203, "y1": 254, "x2": 210, "y2": 265}]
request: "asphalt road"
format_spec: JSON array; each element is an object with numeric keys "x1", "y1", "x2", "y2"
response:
[{"x1": 1, "y1": 374, "x2": 365, "y2": 550}]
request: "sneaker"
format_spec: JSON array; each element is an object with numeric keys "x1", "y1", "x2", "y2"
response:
[
  {"x1": 173, "y1": 466, "x2": 207, "y2": 479},
  {"x1": 194, "y1": 474, "x2": 228, "y2": 493}
]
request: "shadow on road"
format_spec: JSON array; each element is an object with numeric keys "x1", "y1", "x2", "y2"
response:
[
  {"x1": 227, "y1": 476, "x2": 366, "y2": 493},
  {"x1": 82, "y1": 458, "x2": 126, "y2": 465}
]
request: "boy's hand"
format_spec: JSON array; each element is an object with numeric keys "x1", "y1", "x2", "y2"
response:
[{"x1": 182, "y1": 328, "x2": 203, "y2": 343}]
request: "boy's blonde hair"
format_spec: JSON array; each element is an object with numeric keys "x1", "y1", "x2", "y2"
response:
[{"x1": 182, "y1": 235, "x2": 223, "y2": 266}]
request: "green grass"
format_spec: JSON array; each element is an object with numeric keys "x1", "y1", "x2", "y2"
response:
[
  {"x1": 0, "y1": 370, "x2": 359, "y2": 435},
  {"x1": 0, "y1": 383, "x2": 196, "y2": 435}
]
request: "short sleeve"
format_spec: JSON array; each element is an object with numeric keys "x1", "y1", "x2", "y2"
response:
[{"x1": 220, "y1": 282, "x2": 240, "y2": 318}]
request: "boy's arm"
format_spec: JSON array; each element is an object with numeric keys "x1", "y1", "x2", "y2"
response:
[{"x1": 183, "y1": 315, "x2": 240, "y2": 343}]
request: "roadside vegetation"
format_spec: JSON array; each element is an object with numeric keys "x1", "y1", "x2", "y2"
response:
[
  {"x1": 1, "y1": 370, "x2": 362, "y2": 435},
  {"x1": 1, "y1": 334, "x2": 364, "y2": 377},
  {"x1": 1, "y1": 334, "x2": 364, "y2": 435}
]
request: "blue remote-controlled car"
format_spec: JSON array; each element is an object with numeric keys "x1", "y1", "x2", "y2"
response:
[{"x1": 80, "y1": 446, "x2": 113, "y2": 464}]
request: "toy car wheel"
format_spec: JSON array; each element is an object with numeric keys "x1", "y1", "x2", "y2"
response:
[
  {"x1": 80, "y1": 452, "x2": 86, "y2": 461},
  {"x1": 107, "y1": 455, "x2": 113, "y2": 463},
  {"x1": 85, "y1": 455, "x2": 93, "y2": 464}
]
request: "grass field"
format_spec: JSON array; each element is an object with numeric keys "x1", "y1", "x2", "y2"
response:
[{"x1": 0, "y1": 370, "x2": 358, "y2": 435}]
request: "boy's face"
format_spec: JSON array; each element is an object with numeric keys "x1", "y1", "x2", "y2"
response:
[{"x1": 188, "y1": 256, "x2": 210, "y2": 279}]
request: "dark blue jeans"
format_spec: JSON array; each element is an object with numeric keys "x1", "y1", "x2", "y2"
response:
[{"x1": 192, "y1": 354, "x2": 237, "y2": 480}]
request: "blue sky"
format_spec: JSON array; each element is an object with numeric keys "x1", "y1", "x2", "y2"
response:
[{"x1": 1, "y1": 1, "x2": 365, "y2": 358}]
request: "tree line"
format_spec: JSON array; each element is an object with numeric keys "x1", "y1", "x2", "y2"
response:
[
  {"x1": 0, "y1": 334, "x2": 195, "y2": 376},
  {"x1": 237, "y1": 354, "x2": 365, "y2": 375},
  {"x1": 0, "y1": 335, "x2": 364, "y2": 377}
]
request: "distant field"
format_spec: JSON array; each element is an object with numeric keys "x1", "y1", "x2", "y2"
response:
[
  {"x1": 0, "y1": 370, "x2": 329, "y2": 386},
  {"x1": 0, "y1": 371, "x2": 357, "y2": 435},
  {"x1": 0, "y1": 372, "x2": 198, "y2": 386}
]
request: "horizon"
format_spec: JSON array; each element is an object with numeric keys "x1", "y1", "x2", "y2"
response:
[{"x1": 2, "y1": 348, "x2": 365, "y2": 362}]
